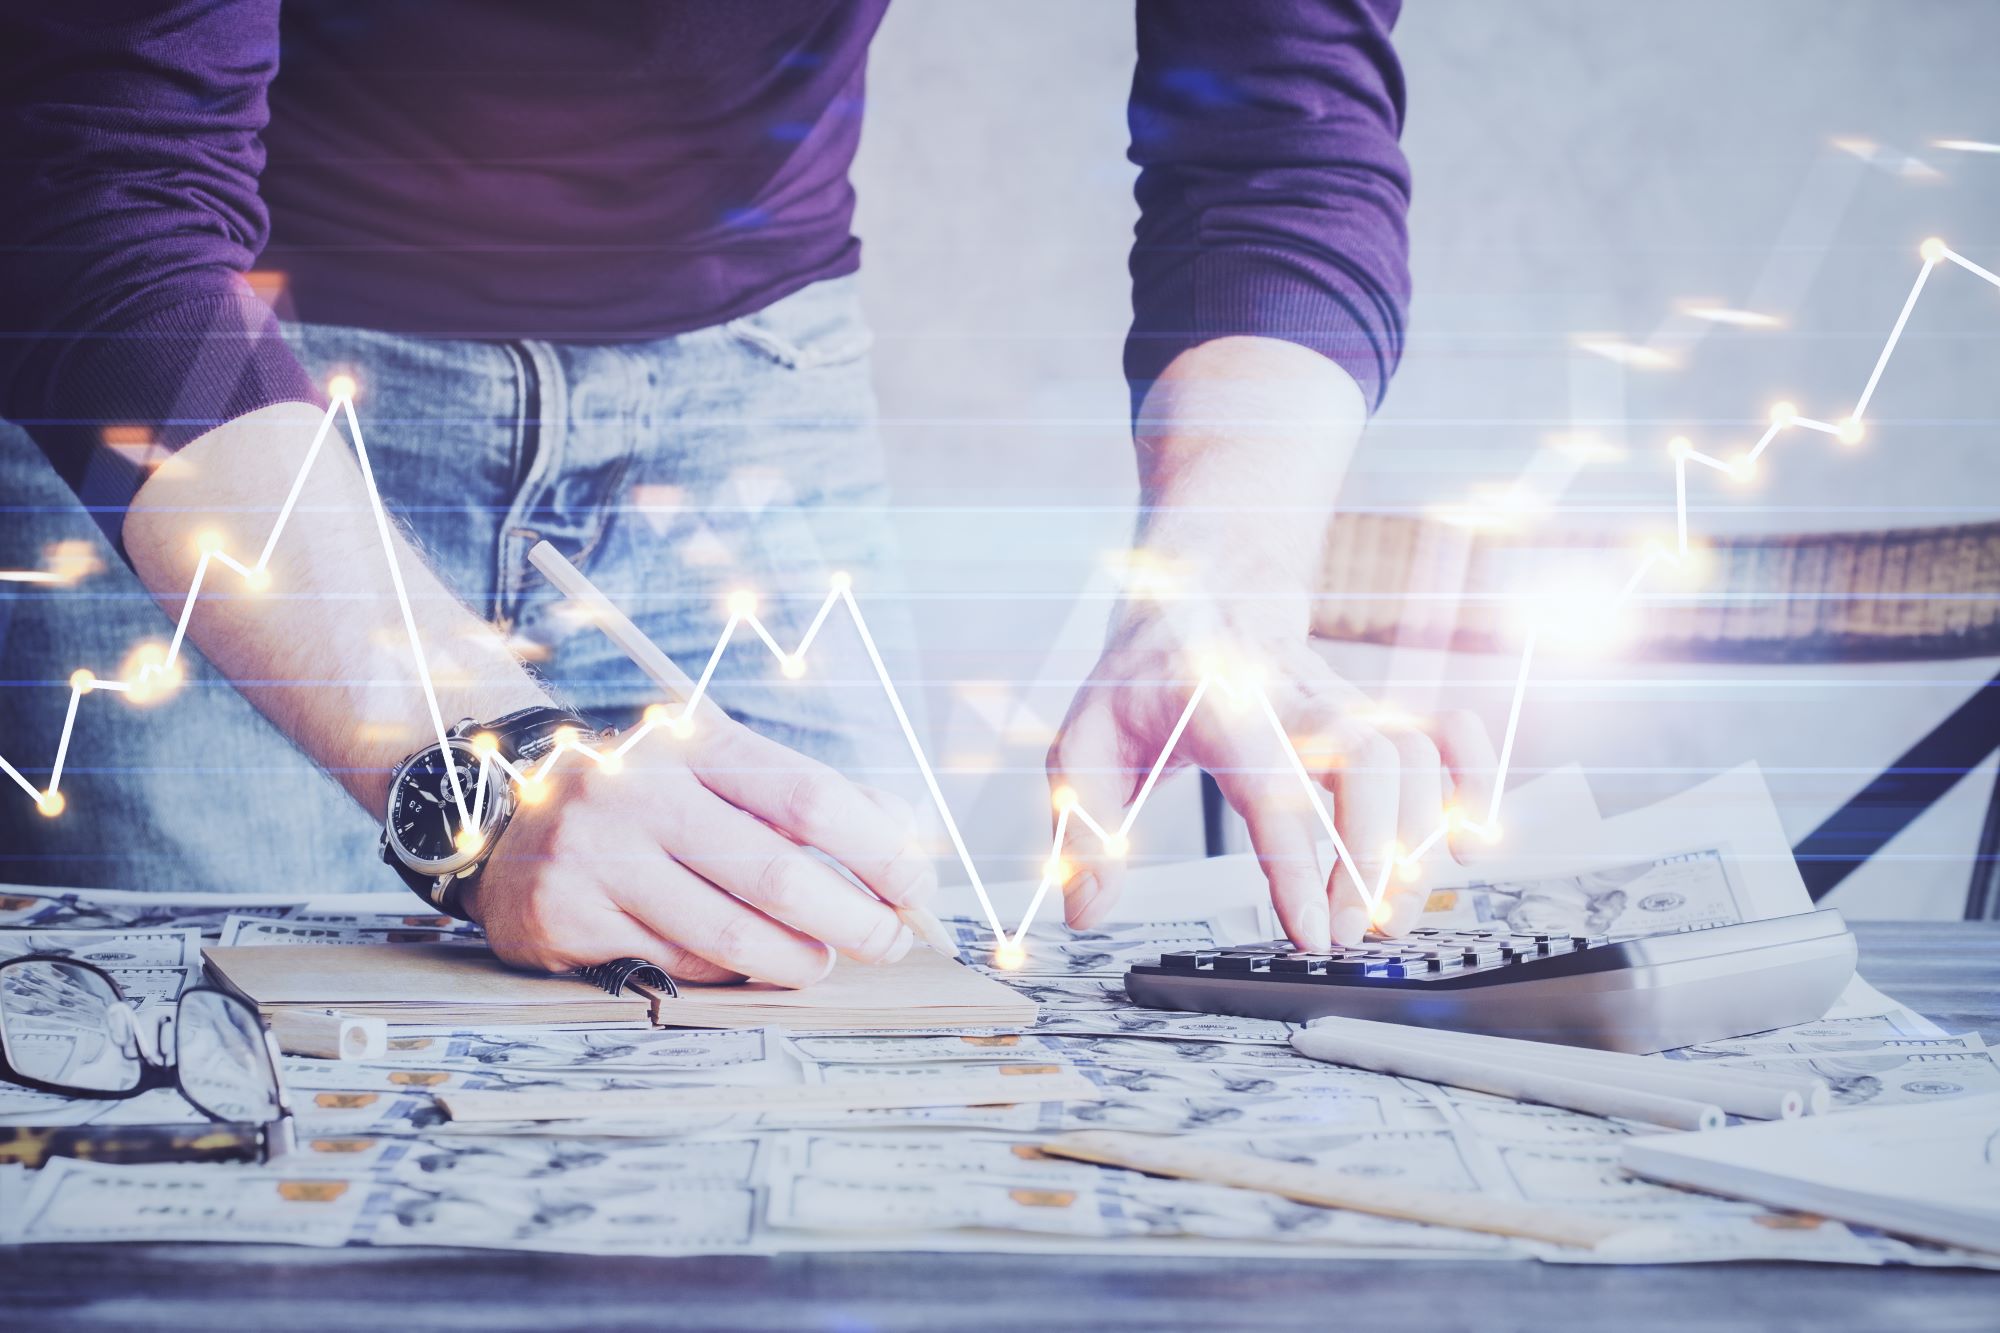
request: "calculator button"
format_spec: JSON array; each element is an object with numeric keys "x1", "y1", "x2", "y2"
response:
[
  {"x1": 1212, "y1": 954, "x2": 1276, "y2": 973},
  {"x1": 1269, "y1": 956, "x2": 1326, "y2": 975},
  {"x1": 1160, "y1": 951, "x2": 1214, "y2": 972}
]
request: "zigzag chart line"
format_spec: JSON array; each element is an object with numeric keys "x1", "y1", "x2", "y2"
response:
[{"x1": 2, "y1": 238, "x2": 1992, "y2": 960}]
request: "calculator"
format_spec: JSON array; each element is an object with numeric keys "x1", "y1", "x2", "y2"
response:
[{"x1": 1124, "y1": 909, "x2": 1857, "y2": 1053}]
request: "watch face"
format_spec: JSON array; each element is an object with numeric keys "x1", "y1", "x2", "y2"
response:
[{"x1": 387, "y1": 741, "x2": 508, "y2": 873}]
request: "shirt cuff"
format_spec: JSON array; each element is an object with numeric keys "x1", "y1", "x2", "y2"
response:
[
  {"x1": 39, "y1": 284, "x2": 323, "y2": 552},
  {"x1": 1125, "y1": 244, "x2": 1401, "y2": 418}
]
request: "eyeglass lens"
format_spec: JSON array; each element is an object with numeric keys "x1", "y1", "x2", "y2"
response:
[
  {"x1": 175, "y1": 990, "x2": 281, "y2": 1122},
  {"x1": 0, "y1": 958, "x2": 142, "y2": 1093}
]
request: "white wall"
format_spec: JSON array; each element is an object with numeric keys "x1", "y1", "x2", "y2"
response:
[{"x1": 852, "y1": 0, "x2": 2000, "y2": 918}]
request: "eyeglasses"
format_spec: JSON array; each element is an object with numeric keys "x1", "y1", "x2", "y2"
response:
[{"x1": 0, "y1": 954, "x2": 294, "y2": 1167}]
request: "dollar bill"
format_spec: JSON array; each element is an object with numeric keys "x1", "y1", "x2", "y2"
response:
[
  {"x1": 764, "y1": 1166, "x2": 1511, "y2": 1254},
  {"x1": 361, "y1": 1025, "x2": 782, "y2": 1074},
  {"x1": 0, "y1": 928, "x2": 202, "y2": 970},
  {"x1": 15, "y1": 1158, "x2": 378, "y2": 1246},
  {"x1": 218, "y1": 917, "x2": 482, "y2": 948},
  {"x1": 0, "y1": 889, "x2": 295, "y2": 934},
  {"x1": 1669, "y1": 1037, "x2": 2000, "y2": 1108},
  {"x1": 1002, "y1": 977, "x2": 1294, "y2": 1044},
  {"x1": 1422, "y1": 849, "x2": 1748, "y2": 938},
  {"x1": 947, "y1": 913, "x2": 1266, "y2": 977}
]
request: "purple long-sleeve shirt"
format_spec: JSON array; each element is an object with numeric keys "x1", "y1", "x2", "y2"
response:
[{"x1": 0, "y1": 1, "x2": 1409, "y2": 539}]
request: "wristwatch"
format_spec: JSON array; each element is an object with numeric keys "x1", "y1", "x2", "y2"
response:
[{"x1": 380, "y1": 704, "x2": 597, "y2": 918}]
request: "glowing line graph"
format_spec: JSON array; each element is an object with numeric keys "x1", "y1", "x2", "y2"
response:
[{"x1": 0, "y1": 236, "x2": 1989, "y2": 960}]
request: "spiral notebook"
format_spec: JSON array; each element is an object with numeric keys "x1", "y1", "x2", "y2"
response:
[{"x1": 202, "y1": 941, "x2": 1035, "y2": 1032}]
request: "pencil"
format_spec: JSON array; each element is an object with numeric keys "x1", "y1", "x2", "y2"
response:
[
  {"x1": 526, "y1": 541, "x2": 959, "y2": 961},
  {"x1": 1291, "y1": 1026, "x2": 1725, "y2": 1131}
]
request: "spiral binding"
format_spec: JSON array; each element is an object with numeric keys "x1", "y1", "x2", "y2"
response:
[{"x1": 571, "y1": 957, "x2": 677, "y2": 998}]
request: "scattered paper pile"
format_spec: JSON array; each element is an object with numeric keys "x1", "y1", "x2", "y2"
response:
[{"x1": 1, "y1": 765, "x2": 1994, "y2": 1265}]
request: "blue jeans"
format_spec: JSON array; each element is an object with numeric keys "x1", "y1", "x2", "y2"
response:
[{"x1": 0, "y1": 276, "x2": 918, "y2": 893}]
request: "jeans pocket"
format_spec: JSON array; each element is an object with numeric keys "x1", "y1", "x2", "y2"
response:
[{"x1": 723, "y1": 281, "x2": 875, "y2": 371}]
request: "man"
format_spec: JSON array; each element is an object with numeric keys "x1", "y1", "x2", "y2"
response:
[{"x1": 0, "y1": 1, "x2": 1495, "y2": 984}]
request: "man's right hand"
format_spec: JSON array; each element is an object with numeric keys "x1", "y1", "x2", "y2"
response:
[
  {"x1": 123, "y1": 402, "x2": 935, "y2": 989},
  {"x1": 466, "y1": 714, "x2": 938, "y2": 987}
]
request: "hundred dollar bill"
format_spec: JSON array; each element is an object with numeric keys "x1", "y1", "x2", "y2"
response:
[
  {"x1": 1667, "y1": 1035, "x2": 2000, "y2": 1108},
  {"x1": 391, "y1": 1133, "x2": 769, "y2": 1187},
  {"x1": 15, "y1": 1158, "x2": 378, "y2": 1247},
  {"x1": 218, "y1": 916, "x2": 482, "y2": 948},
  {"x1": 291, "y1": 1090, "x2": 447, "y2": 1136},
  {"x1": 1003, "y1": 977, "x2": 1295, "y2": 1044},
  {"x1": 15, "y1": 1156, "x2": 766, "y2": 1257},
  {"x1": 280, "y1": 1055, "x2": 805, "y2": 1096},
  {"x1": 0, "y1": 888, "x2": 297, "y2": 934},
  {"x1": 0, "y1": 927, "x2": 202, "y2": 970},
  {"x1": 369, "y1": 1176, "x2": 763, "y2": 1255},
  {"x1": 1422, "y1": 849, "x2": 1748, "y2": 939},
  {"x1": 764, "y1": 1166, "x2": 1512, "y2": 1254},
  {"x1": 361, "y1": 1025, "x2": 783, "y2": 1074},
  {"x1": 946, "y1": 913, "x2": 1267, "y2": 977},
  {"x1": 432, "y1": 1099, "x2": 1075, "y2": 1140},
  {"x1": 786, "y1": 1033, "x2": 1333, "y2": 1072}
]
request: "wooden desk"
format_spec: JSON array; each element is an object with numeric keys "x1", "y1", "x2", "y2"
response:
[{"x1": 4, "y1": 923, "x2": 1995, "y2": 1332}]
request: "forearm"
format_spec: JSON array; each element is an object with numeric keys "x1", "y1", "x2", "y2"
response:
[
  {"x1": 1133, "y1": 335, "x2": 1368, "y2": 619},
  {"x1": 121, "y1": 402, "x2": 550, "y2": 814}
]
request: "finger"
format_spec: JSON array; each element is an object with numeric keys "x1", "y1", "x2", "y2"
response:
[
  {"x1": 855, "y1": 783, "x2": 919, "y2": 839},
  {"x1": 606, "y1": 851, "x2": 838, "y2": 988},
  {"x1": 686, "y1": 723, "x2": 935, "y2": 909},
  {"x1": 856, "y1": 781, "x2": 941, "y2": 899},
  {"x1": 1375, "y1": 726, "x2": 1446, "y2": 939},
  {"x1": 476, "y1": 843, "x2": 748, "y2": 983},
  {"x1": 643, "y1": 779, "x2": 913, "y2": 966},
  {"x1": 1046, "y1": 697, "x2": 1141, "y2": 930},
  {"x1": 1428, "y1": 708, "x2": 1501, "y2": 861},
  {"x1": 1327, "y1": 725, "x2": 1400, "y2": 939},
  {"x1": 1216, "y1": 769, "x2": 1329, "y2": 951}
]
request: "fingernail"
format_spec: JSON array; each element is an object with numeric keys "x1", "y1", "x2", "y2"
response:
[
  {"x1": 882, "y1": 924, "x2": 915, "y2": 964},
  {"x1": 812, "y1": 943, "x2": 838, "y2": 984},
  {"x1": 1331, "y1": 907, "x2": 1369, "y2": 946},
  {"x1": 1065, "y1": 872, "x2": 1102, "y2": 927}
]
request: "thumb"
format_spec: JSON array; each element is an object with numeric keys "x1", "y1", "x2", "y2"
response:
[{"x1": 1046, "y1": 699, "x2": 1139, "y2": 930}]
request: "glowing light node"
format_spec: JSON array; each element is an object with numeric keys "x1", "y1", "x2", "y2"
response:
[
  {"x1": 516, "y1": 777, "x2": 548, "y2": 806},
  {"x1": 454, "y1": 829, "x2": 485, "y2": 855},
  {"x1": 1921, "y1": 237, "x2": 1949, "y2": 263},
  {"x1": 828, "y1": 571, "x2": 853, "y2": 593},
  {"x1": 1051, "y1": 785, "x2": 1078, "y2": 814},
  {"x1": 196, "y1": 530, "x2": 225, "y2": 555},
  {"x1": 35, "y1": 791, "x2": 65, "y2": 818},
  {"x1": 68, "y1": 669, "x2": 96, "y2": 695},
  {"x1": 994, "y1": 941, "x2": 1027, "y2": 970},
  {"x1": 643, "y1": 703, "x2": 669, "y2": 727},
  {"x1": 1668, "y1": 436, "x2": 1694, "y2": 460},
  {"x1": 245, "y1": 567, "x2": 271, "y2": 592},
  {"x1": 327, "y1": 374, "x2": 357, "y2": 400},
  {"x1": 552, "y1": 725, "x2": 579, "y2": 749},
  {"x1": 726, "y1": 589, "x2": 758, "y2": 617},
  {"x1": 1770, "y1": 401, "x2": 1798, "y2": 425},
  {"x1": 669, "y1": 716, "x2": 694, "y2": 740},
  {"x1": 597, "y1": 751, "x2": 624, "y2": 776},
  {"x1": 780, "y1": 655, "x2": 806, "y2": 679},
  {"x1": 1369, "y1": 898, "x2": 1395, "y2": 928},
  {"x1": 1103, "y1": 832, "x2": 1131, "y2": 859},
  {"x1": 1837, "y1": 417, "x2": 1866, "y2": 446},
  {"x1": 470, "y1": 732, "x2": 499, "y2": 756}
]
